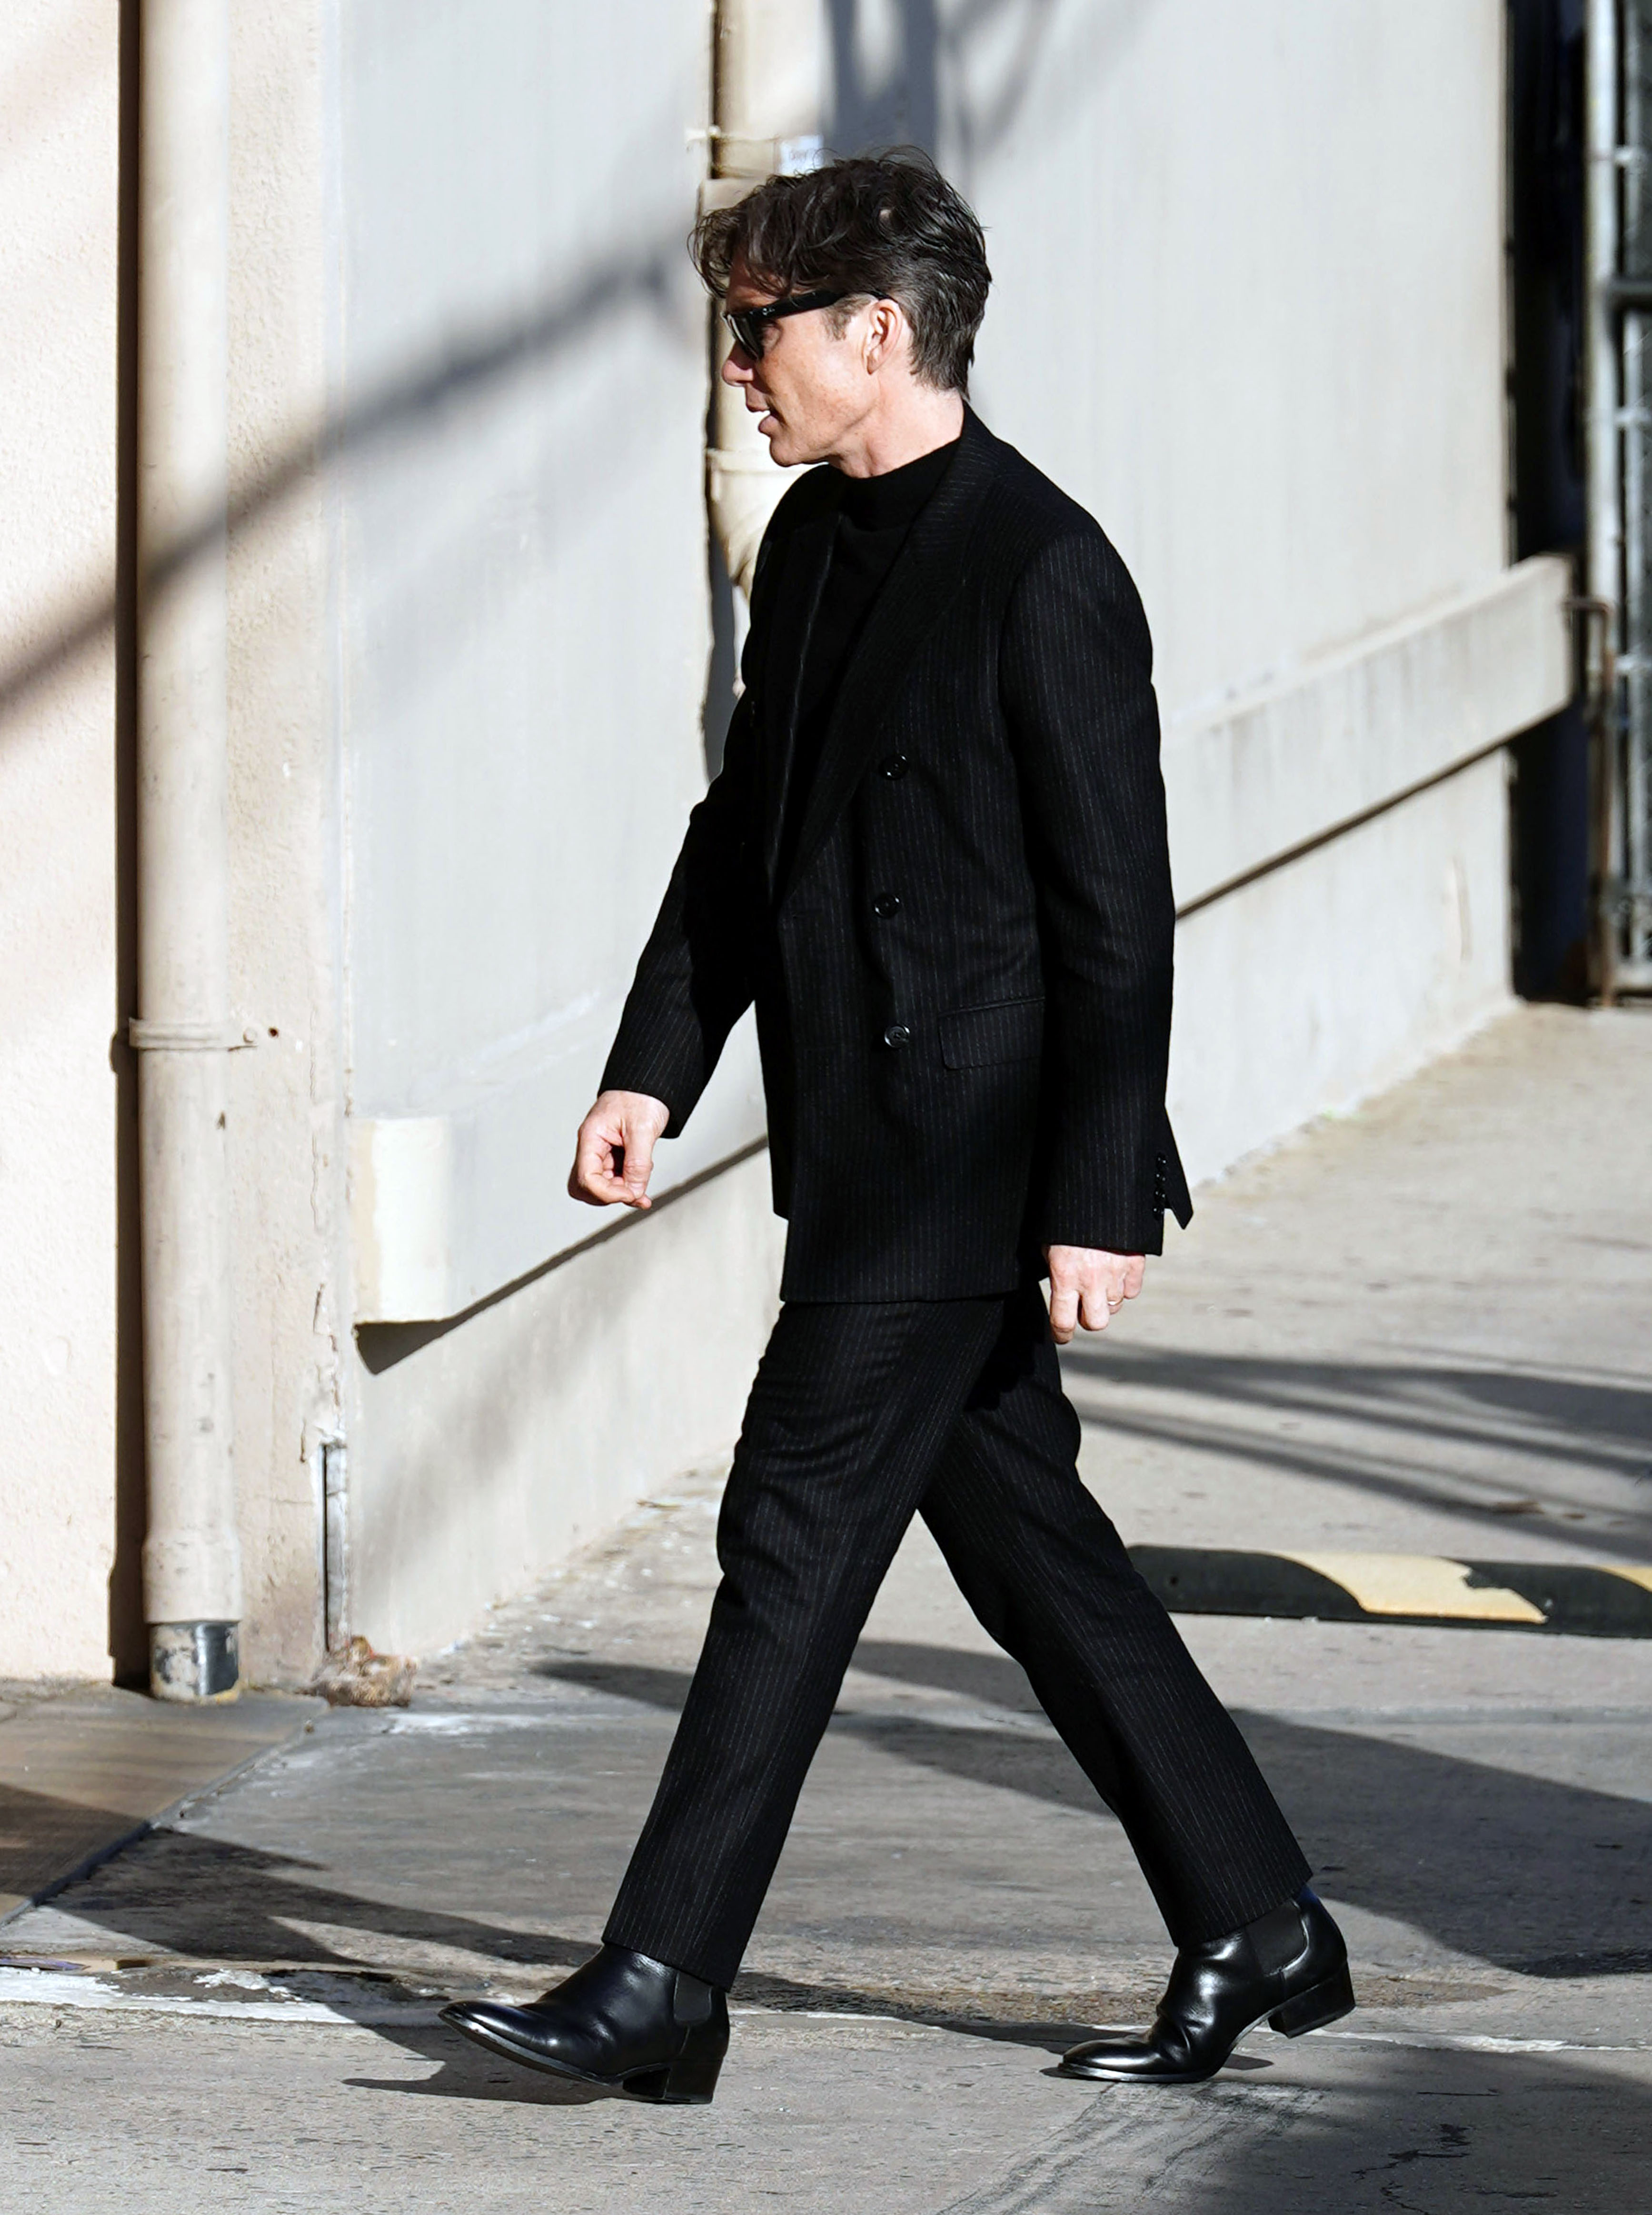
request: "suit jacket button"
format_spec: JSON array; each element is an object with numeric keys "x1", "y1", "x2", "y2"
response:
[
  {"x1": 879, "y1": 752, "x2": 910, "y2": 779},
  {"x1": 883, "y1": 1022, "x2": 911, "y2": 1049},
  {"x1": 872, "y1": 892, "x2": 902, "y2": 918}
]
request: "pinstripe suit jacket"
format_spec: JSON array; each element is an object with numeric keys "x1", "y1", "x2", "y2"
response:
[{"x1": 602, "y1": 409, "x2": 1193, "y2": 1301}]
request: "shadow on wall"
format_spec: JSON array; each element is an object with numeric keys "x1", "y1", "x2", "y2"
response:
[
  {"x1": 825, "y1": 0, "x2": 1157, "y2": 177},
  {"x1": 828, "y1": 0, "x2": 941, "y2": 150},
  {"x1": 0, "y1": 248, "x2": 683, "y2": 748},
  {"x1": 0, "y1": 0, "x2": 1121, "y2": 758}
]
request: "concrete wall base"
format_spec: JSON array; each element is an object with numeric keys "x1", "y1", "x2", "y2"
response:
[{"x1": 344, "y1": 1147, "x2": 784, "y2": 1661}]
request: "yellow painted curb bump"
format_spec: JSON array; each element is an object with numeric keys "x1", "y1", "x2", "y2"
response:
[
  {"x1": 1280, "y1": 1552, "x2": 1548, "y2": 1624},
  {"x1": 1126, "y1": 1547, "x2": 1652, "y2": 1635}
]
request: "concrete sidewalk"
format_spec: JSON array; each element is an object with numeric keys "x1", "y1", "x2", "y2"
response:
[
  {"x1": 0, "y1": 1685, "x2": 315, "y2": 1918},
  {"x1": 1, "y1": 1005, "x2": 1648, "y2": 2211}
]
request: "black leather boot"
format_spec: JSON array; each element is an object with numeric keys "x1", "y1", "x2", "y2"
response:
[
  {"x1": 1059, "y1": 1887, "x2": 1353, "y2": 2084},
  {"x1": 440, "y1": 1943, "x2": 728, "y2": 2103}
]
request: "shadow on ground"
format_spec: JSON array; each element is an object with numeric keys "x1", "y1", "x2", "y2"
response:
[
  {"x1": 18, "y1": 1636, "x2": 1646, "y2": 2012},
  {"x1": 10, "y1": 1632, "x2": 1646, "y2": 2115},
  {"x1": 1060, "y1": 1346, "x2": 1652, "y2": 1558},
  {"x1": 540, "y1": 1644, "x2": 1652, "y2": 1979},
  {"x1": 927, "y1": 2043, "x2": 1650, "y2": 2215},
  {"x1": 5, "y1": 1814, "x2": 1097, "y2": 2098}
]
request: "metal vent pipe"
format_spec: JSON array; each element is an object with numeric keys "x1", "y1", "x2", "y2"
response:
[
  {"x1": 705, "y1": 0, "x2": 826, "y2": 596},
  {"x1": 131, "y1": 0, "x2": 242, "y2": 1700}
]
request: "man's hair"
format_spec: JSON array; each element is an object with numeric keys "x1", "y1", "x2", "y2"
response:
[{"x1": 691, "y1": 150, "x2": 990, "y2": 394}]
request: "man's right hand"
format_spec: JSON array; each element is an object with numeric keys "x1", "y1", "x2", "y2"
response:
[{"x1": 568, "y1": 1090, "x2": 671, "y2": 1210}]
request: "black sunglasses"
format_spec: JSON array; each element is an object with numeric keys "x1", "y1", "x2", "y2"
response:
[{"x1": 722, "y1": 289, "x2": 847, "y2": 360}]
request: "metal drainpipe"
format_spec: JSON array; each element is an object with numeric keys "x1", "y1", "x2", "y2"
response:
[
  {"x1": 1585, "y1": 0, "x2": 1623, "y2": 1005},
  {"x1": 129, "y1": 0, "x2": 243, "y2": 1701},
  {"x1": 705, "y1": 0, "x2": 826, "y2": 596}
]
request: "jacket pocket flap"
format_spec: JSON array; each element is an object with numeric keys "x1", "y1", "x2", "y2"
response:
[{"x1": 940, "y1": 997, "x2": 1045, "y2": 1069}]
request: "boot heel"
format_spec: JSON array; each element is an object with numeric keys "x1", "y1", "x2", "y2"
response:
[
  {"x1": 657, "y1": 2025, "x2": 724, "y2": 2105},
  {"x1": 1268, "y1": 1963, "x2": 1355, "y2": 2038}
]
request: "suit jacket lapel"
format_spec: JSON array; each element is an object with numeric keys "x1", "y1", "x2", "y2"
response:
[
  {"x1": 757, "y1": 506, "x2": 837, "y2": 894},
  {"x1": 778, "y1": 414, "x2": 996, "y2": 908}
]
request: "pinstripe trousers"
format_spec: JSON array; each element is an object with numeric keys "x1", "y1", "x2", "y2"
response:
[{"x1": 604, "y1": 1287, "x2": 1310, "y2": 1991}]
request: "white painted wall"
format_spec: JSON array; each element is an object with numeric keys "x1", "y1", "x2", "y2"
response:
[
  {"x1": 0, "y1": 4, "x2": 123, "y2": 1678},
  {"x1": 1171, "y1": 755, "x2": 1516, "y2": 1183},
  {"x1": 840, "y1": 0, "x2": 1530, "y2": 1186},
  {"x1": 327, "y1": 2, "x2": 781, "y2": 1657},
  {"x1": 930, "y1": 0, "x2": 1509, "y2": 703},
  {"x1": 334, "y1": 0, "x2": 766, "y2": 1324},
  {"x1": 247, "y1": 0, "x2": 1571, "y2": 1674},
  {"x1": 335, "y1": 2, "x2": 727, "y2": 1142}
]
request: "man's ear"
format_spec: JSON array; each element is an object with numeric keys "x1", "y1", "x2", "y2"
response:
[{"x1": 865, "y1": 297, "x2": 908, "y2": 374}]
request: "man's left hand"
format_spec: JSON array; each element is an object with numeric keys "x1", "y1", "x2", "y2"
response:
[{"x1": 1044, "y1": 1245, "x2": 1146, "y2": 1344}]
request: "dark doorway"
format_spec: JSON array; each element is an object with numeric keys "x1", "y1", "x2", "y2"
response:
[{"x1": 1507, "y1": 0, "x2": 1592, "y2": 998}]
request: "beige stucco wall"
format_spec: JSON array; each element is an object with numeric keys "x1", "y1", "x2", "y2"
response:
[
  {"x1": 0, "y1": 1, "x2": 353, "y2": 1686},
  {"x1": 0, "y1": 4, "x2": 124, "y2": 1680},
  {"x1": 0, "y1": 4, "x2": 347, "y2": 1688}
]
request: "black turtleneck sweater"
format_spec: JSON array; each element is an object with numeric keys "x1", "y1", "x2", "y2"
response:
[{"x1": 773, "y1": 436, "x2": 959, "y2": 893}]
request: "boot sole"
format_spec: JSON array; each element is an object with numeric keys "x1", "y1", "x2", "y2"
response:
[
  {"x1": 1057, "y1": 1964, "x2": 1357, "y2": 2085},
  {"x1": 438, "y1": 2004, "x2": 721, "y2": 2105}
]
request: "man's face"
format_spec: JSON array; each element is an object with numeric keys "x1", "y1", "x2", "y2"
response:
[{"x1": 722, "y1": 255, "x2": 872, "y2": 468}]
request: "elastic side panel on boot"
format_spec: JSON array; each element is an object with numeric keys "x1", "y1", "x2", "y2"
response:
[
  {"x1": 1247, "y1": 1901, "x2": 1309, "y2": 1976},
  {"x1": 672, "y1": 1972, "x2": 715, "y2": 2025}
]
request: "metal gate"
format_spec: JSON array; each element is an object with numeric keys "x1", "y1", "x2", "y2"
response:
[{"x1": 1588, "y1": 0, "x2": 1652, "y2": 994}]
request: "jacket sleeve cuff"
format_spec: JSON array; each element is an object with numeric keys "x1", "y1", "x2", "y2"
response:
[
  {"x1": 597, "y1": 1054, "x2": 698, "y2": 1141},
  {"x1": 1038, "y1": 1141, "x2": 1192, "y2": 1256}
]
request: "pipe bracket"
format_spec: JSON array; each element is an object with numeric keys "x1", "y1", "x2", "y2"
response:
[{"x1": 129, "y1": 1017, "x2": 258, "y2": 1051}]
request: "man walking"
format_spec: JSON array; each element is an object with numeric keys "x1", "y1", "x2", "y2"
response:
[{"x1": 443, "y1": 153, "x2": 1351, "y2": 2104}]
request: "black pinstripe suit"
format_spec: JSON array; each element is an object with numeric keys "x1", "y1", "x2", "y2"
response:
[
  {"x1": 604, "y1": 409, "x2": 1192, "y2": 1297},
  {"x1": 600, "y1": 412, "x2": 1309, "y2": 1989}
]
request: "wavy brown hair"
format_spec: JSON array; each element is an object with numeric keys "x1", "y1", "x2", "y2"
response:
[{"x1": 691, "y1": 150, "x2": 991, "y2": 394}]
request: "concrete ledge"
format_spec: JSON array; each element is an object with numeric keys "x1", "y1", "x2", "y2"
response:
[
  {"x1": 1164, "y1": 556, "x2": 1573, "y2": 911},
  {"x1": 1131, "y1": 1548, "x2": 1652, "y2": 1636},
  {"x1": 349, "y1": 1008, "x2": 766, "y2": 1323}
]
